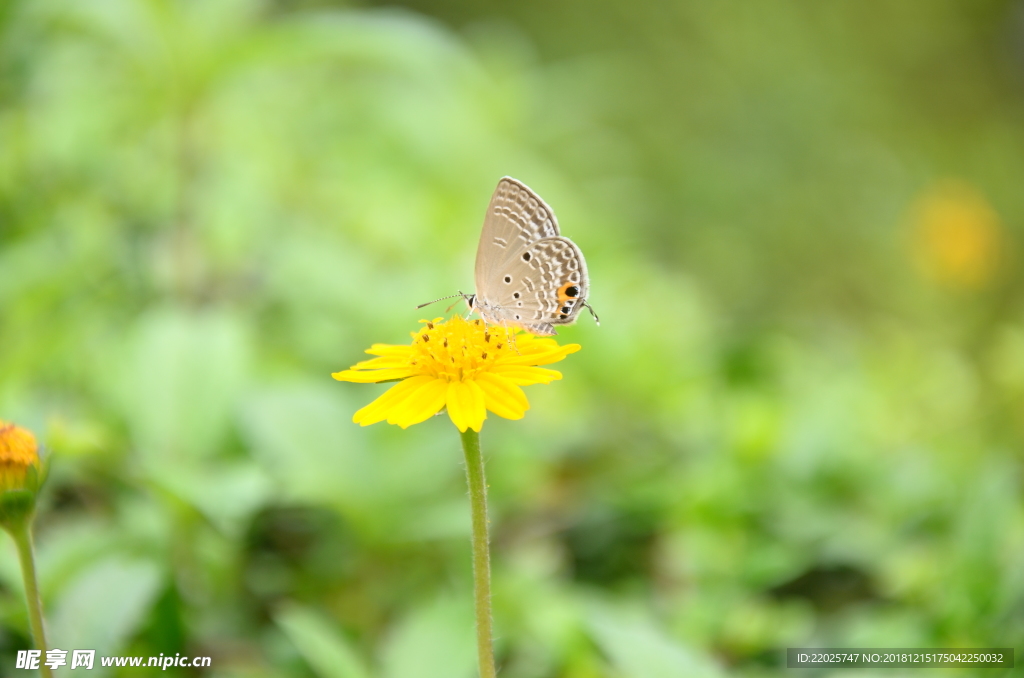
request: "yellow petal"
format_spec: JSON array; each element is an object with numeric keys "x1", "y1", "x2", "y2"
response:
[
  {"x1": 353, "y1": 375, "x2": 435, "y2": 425},
  {"x1": 489, "y1": 365, "x2": 563, "y2": 385},
  {"x1": 365, "y1": 343, "x2": 414, "y2": 357},
  {"x1": 446, "y1": 380, "x2": 487, "y2": 432},
  {"x1": 476, "y1": 373, "x2": 529, "y2": 420},
  {"x1": 511, "y1": 336, "x2": 556, "y2": 351},
  {"x1": 500, "y1": 343, "x2": 581, "y2": 366},
  {"x1": 332, "y1": 368, "x2": 415, "y2": 383},
  {"x1": 350, "y1": 355, "x2": 413, "y2": 370},
  {"x1": 386, "y1": 378, "x2": 448, "y2": 428}
]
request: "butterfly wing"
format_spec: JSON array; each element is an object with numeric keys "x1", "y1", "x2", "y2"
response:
[
  {"x1": 474, "y1": 178, "x2": 589, "y2": 336},
  {"x1": 475, "y1": 236, "x2": 590, "y2": 336},
  {"x1": 475, "y1": 177, "x2": 560, "y2": 291},
  {"x1": 502, "y1": 236, "x2": 590, "y2": 335}
]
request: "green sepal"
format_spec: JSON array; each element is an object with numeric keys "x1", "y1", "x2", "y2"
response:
[
  {"x1": 0, "y1": 447, "x2": 49, "y2": 532},
  {"x1": 25, "y1": 448, "x2": 50, "y2": 494},
  {"x1": 0, "y1": 489, "x2": 36, "y2": 532}
]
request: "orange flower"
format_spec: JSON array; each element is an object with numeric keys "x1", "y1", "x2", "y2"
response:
[{"x1": 0, "y1": 422, "x2": 40, "y2": 493}]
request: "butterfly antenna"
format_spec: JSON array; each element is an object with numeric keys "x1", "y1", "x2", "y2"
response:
[
  {"x1": 416, "y1": 293, "x2": 464, "y2": 310},
  {"x1": 582, "y1": 301, "x2": 601, "y2": 326}
]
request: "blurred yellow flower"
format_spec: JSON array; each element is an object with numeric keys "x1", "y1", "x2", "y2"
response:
[
  {"x1": 0, "y1": 422, "x2": 41, "y2": 493},
  {"x1": 911, "y1": 180, "x2": 1003, "y2": 290},
  {"x1": 333, "y1": 316, "x2": 581, "y2": 432}
]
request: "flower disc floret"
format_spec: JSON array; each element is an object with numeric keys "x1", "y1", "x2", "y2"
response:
[
  {"x1": 0, "y1": 422, "x2": 40, "y2": 493},
  {"x1": 332, "y1": 316, "x2": 581, "y2": 432}
]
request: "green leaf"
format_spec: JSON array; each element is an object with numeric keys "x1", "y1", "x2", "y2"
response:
[
  {"x1": 586, "y1": 601, "x2": 723, "y2": 678},
  {"x1": 155, "y1": 460, "x2": 272, "y2": 538},
  {"x1": 240, "y1": 385, "x2": 368, "y2": 508},
  {"x1": 48, "y1": 556, "x2": 163, "y2": 658},
  {"x1": 121, "y1": 308, "x2": 251, "y2": 465},
  {"x1": 274, "y1": 603, "x2": 373, "y2": 678},
  {"x1": 379, "y1": 596, "x2": 476, "y2": 678}
]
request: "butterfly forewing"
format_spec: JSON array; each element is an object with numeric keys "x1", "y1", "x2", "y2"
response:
[{"x1": 476, "y1": 177, "x2": 560, "y2": 286}]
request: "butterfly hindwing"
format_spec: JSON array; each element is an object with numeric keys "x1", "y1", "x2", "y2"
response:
[{"x1": 481, "y1": 237, "x2": 589, "y2": 334}]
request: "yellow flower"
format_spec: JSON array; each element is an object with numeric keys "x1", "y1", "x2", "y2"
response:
[
  {"x1": 0, "y1": 421, "x2": 41, "y2": 493},
  {"x1": 332, "y1": 316, "x2": 581, "y2": 432},
  {"x1": 910, "y1": 180, "x2": 1003, "y2": 290}
]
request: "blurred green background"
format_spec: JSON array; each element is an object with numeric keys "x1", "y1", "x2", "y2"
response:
[{"x1": 1, "y1": 0, "x2": 1023, "y2": 675}]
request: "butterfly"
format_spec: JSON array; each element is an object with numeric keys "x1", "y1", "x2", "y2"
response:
[
  {"x1": 420, "y1": 177, "x2": 598, "y2": 335},
  {"x1": 467, "y1": 176, "x2": 598, "y2": 336}
]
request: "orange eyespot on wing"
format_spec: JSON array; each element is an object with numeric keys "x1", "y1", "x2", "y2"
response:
[
  {"x1": 555, "y1": 281, "x2": 584, "y2": 320},
  {"x1": 557, "y1": 282, "x2": 581, "y2": 305}
]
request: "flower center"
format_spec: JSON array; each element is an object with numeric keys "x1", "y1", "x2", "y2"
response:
[
  {"x1": 0, "y1": 423, "x2": 38, "y2": 468},
  {"x1": 412, "y1": 317, "x2": 512, "y2": 382}
]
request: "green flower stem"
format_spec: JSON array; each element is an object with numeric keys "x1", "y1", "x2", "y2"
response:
[
  {"x1": 10, "y1": 524, "x2": 51, "y2": 675},
  {"x1": 10, "y1": 522, "x2": 51, "y2": 678},
  {"x1": 460, "y1": 428, "x2": 496, "y2": 678}
]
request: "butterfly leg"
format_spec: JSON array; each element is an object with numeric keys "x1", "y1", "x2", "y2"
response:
[{"x1": 498, "y1": 318, "x2": 522, "y2": 355}]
